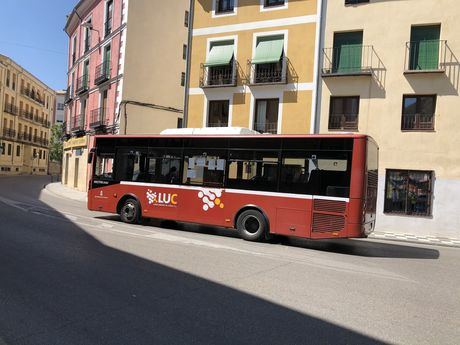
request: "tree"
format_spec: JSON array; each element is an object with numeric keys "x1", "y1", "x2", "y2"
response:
[{"x1": 50, "y1": 123, "x2": 64, "y2": 163}]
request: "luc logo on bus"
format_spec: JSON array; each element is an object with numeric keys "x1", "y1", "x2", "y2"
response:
[{"x1": 147, "y1": 189, "x2": 178, "y2": 207}]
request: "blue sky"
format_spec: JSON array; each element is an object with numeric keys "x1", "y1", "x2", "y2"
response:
[{"x1": 0, "y1": 0, "x2": 76, "y2": 90}]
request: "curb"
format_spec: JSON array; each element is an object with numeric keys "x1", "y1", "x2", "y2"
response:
[
  {"x1": 44, "y1": 182, "x2": 87, "y2": 202},
  {"x1": 370, "y1": 232, "x2": 460, "y2": 248}
]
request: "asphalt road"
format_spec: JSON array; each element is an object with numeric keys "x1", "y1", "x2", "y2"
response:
[{"x1": 0, "y1": 176, "x2": 459, "y2": 345}]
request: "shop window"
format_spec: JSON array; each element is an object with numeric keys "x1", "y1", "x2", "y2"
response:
[{"x1": 384, "y1": 169, "x2": 433, "y2": 217}]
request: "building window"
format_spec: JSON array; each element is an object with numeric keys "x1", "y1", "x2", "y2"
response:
[
  {"x1": 202, "y1": 40, "x2": 236, "y2": 87},
  {"x1": 6, "y1": 70, "x2": 10, "y2": 87},
  {"x1": 84, "y1": 19, "x2": 92, "y2": 53},
  {"x1": 332, "y1": 31, "x2": 364, "y2": 74},
  {"x1": 254, "y1": 99, "x2": 279, "y2": 134},
  {"x1": 251, "y1": 35, "x2": 286, "y2": 84},
  {"x1": 384, "y1": 170, "x2": 433, "y2": 217},
  {"x1": 183, "y1": 44, "x2": 187, "y2": 60},
  {"x1": 57, "y1": 103, "x2": 65, "y2": 111},
  {"x1": 105, "y1": 0, "x2": 113, "y2": 37},
  {"x1": 7, "y1": 144, "x2": 12, "y2": 156},
  {"x1": 177, "y1": 117, "x2": 183, "y2": 128},
  {"x1": 72, "y1": 35, "x2": 77, "y2": 65},
  {"x1": 181, "y1": 72, "x2": 186, "y2": 86},
  {"x1": 12, "y1": 74, "x2": 16, "y2": 90},
  {"x1": 263, "y1": 0, "x2": 285, "y2": 8},
  {"x1": 1, "y1": 143, "x2": 5, "y2": 155},
  {"x1": 207, "y1": 100, "x2": 229, "y2": 127},
  {"x1": 16, "y1": 145, "x2": 21, "y2": 157},
  {"x1": 402, "y1": 95, "x2": 436, "y2": 131},
  {"x1": 329, "y1": 96, "x2": 359, "y2": 131},
  {"x1": 216, "y1": 0, "x2": 235, "y2": 13},
  {"x1": 408, "y1": 25, "x2": 441, "y2": 71},
  {"x1": 184, "y1": 11, "x2": 189, "y2": 27}
]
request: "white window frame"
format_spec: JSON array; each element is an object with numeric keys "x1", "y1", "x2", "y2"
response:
[
  {"x1": 82, "y1": 15, "x2": 93, "y2": 55},
  {"x1": 206, "y1": 35, "x2": 238, "y2": 63},
  {"x1": 260, "y1": 0, "x2": 288, "y2": 12},
  {"x1": 212, "y1": 0, "x2": 238, "y2": 18}
]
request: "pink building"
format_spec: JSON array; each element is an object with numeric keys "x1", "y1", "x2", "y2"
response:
[{"x1": 64, "y1": 0, "x2": 126, "y2": 137}]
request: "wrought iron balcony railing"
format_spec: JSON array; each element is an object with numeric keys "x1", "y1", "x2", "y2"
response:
[
  {"x1": 20, "y1": 87, "x2": 45, "y2": 105},
  {"x1": 404, "y1": 40, "x2": 447, "y2": 73},
  {"x1": 2, "y1": 128, "x2": 16, "y2": 139},
  {"x1": 90, "y1": 108, "x2": 109, "y2": 128},
  {"x1": 322, "y1": 45, "x2": 376, "y2": 77},
  {"x1": 248, "y1": 57, "x2": 287, "y2": 85},
  {"x1": 76, "y1": 74, "x2": 89, "y2": 94},
  {"x1": 71, "y1": 115, "x2": 86, "y2": 132},
  {"x1": 200, "y1": 62, "x2": 237, "y2": 88},
  {"x1": 401, "y1": 113, "x2": 435, "y2": 131},
  {"x1": 95, "y1": 62, "x2": 111, "y2": 85},
  {"x1": 20, "y1": 109, "x2": 34, "y2": 121},
  {"x1": 328, "y1": 114, "x2": 359, "y2": 131},
  {"x1": 4, "y1": 103, "x2": 18, "y2": 115},
  {"x1": 254, "y1": 122, "x2": 278, "y2": 134},
  {"x1": 64, "y1": 86, "x2": 73, "y2": 104}
]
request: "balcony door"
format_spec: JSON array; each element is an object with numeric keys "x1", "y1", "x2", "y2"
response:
[
  {"x1": 101, "y1": 89, "x2": 108, "y2": 122},
  {"x1": 329, "y1": 96, "x2": 359, "y2": 131},
  {"x1": 254, "y1": 99, "x2": 279, "y2": 134},
  {"x1": 207, "y1": 100, "x2": 229, "y2": 127},
  {"x1": 402, "y1": 95, "x2": 436, "y2": 130},
  {"x1": 104, "y1": 44, "x2": 111, "y2": 76},
  {"x1": 409, "y1": 25, "x2": 440, "y2": 70},
  {"x1": 333, "y1": 31, "x2": 363, "y2": 73}
]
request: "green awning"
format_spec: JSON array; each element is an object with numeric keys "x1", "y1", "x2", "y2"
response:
[
  {"x1": 253, "y1": 37, "x2": 284, "y2": 64},
  {"x1": 204, "y1": 43, "x2": 234, "y2": 67}
]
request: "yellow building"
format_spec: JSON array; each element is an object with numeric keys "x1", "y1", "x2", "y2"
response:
[
  {"x1": 0, "y1": 55, "x2": 54, "y2": 175},
  {"x1": 186, "y1": 0, "x2": 321, "y2": 134},
  {"x1": 318, "y1": 0, "x2": 460, "y2": 238}
]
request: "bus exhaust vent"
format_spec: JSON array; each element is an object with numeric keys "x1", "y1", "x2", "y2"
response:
[
  {"x1": 313, "y1": 199, "x2": 346, "y2": 213},
  {"x1": 312, "y1": 213, "x2": 346, "y2": 233}
]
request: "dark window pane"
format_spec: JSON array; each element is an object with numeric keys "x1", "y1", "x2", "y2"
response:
[
  {"x1": 402, "y1": 95, "x2": 436, "y2": 130},
  {"x1": 329, "y1": 96, "x2": 359, "y2": 131},
  {"x1": 217, "y1": 0, "x2": 234, "y2": 13},
  {"x1": 227, "y1": 150, "x2": 279, "y2": 192},
  {"x1": 208, "y1": 100, "x2": 229, "y2": 127},
  {"x1": 255, "y1": 98, "x2": 279, "y2": 133}
]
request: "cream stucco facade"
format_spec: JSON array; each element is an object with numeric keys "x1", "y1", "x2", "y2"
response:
[
  {"x1": 0, "y1": 55, "x2": 54, "y2": 176},
  {"x1": 187, "y1": 0, "x2": 320, "y2": 134},
  {"x1": 318, "y1": 0, "x2": 460, "y2": 238}
]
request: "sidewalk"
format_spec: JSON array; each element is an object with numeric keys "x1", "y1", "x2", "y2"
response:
[
  {"x1": 45, "y1": 182, "x2": 87, "y2": 202},
  {"x1": 43, "y1": 182, "x2": 460, "y2": 248}
]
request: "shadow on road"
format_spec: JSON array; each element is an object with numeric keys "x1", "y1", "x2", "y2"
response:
[
  {"x1": 0, "y1": 176, "x2": 387, "y2": 344},
  {"x1": 97, "y1": 215, "x2": 441, "y2": 260}
]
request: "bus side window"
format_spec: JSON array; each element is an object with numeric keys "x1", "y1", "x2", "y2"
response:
[
  {"x1": 182, "y1": 150, "x2": 226, "y2": 188},
  {"x1": 147, "y1": 149, "x2": 182, "y2": 184},
  {"x1": 94, "y1": 153, "x2": 114, "y2": 180},
  {"x1": 227, "y1": 150, "x2": 279, "y2": 192}
]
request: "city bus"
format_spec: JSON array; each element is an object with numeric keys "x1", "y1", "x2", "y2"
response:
[{"x1": 87, "y1": 131, "x2": 378, "y2": 241}]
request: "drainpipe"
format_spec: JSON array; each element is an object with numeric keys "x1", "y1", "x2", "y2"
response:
[
  {"x1": 183, "y1": 0, "x2": 195, "y2": 128},
  {"x1": 310, "y1": 0, "x2": 325, "y2": 134}
]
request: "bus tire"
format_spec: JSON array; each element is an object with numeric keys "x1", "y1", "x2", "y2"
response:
[
  {"x1": 236, "y1": 209, "x2": 268, "y2": 242},
  {"x1": 120, "y1": 198, "x2": 141, "y2": 224}
]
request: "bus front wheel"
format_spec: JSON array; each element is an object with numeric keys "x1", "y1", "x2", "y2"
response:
[
  {"x1": 236, "y1": 210, "x2": 268, "y2": 242},
  {"x1": 120, "y1": 198, "x2": 141, "y2": 224}
]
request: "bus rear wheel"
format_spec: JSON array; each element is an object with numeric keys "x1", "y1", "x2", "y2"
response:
[
  {"x1": 236, "y1": 210, "x2": 268, "y2": 242},
  {"x1": 120, "y1": 198, "x2": 141, "y2": 224}
]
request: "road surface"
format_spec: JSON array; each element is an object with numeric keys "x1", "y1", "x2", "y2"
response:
[{"x1": 0, "y1": 176, "x2": 459, "y2": 345}]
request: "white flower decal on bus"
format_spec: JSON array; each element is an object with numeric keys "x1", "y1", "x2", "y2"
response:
[{"x1": 198, "y1": 189, "x2": 225, "y2": 211}]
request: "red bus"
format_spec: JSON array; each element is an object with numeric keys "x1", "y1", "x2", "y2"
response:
[{"x1": 88, "y1": 133, "x2": 378, "y2": 241}]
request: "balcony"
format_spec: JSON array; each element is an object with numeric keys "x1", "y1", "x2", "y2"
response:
[
  {"x1": 200, "y1": 62, "x2": 237, "y2": 88},
  {"x1": 4, "y1": 103, "x2": 18, "y2": 115},
  {"x1": 104, "y1": 19, "x2": 112, "y2": 37},
  {"x1": 76, "y1": 74, "x2": 89, "y2": 95},
  {"x1": 20, "y1": 87, "x2": 45, "y2": 105},
  {"x1": 71, "y1": 115, "x2": 86, "y2": 135},
  {"x1": 328, "y1": 114, "x2": 359, "y2": 131},
  {"x1": 322, "y1": 45, "x2": 377, "y2": 77},
  {"x1": 248, "y1": 57, "x2": 287, "y2": 85},
  {"x1": 64, "y1": 86, "x2": 73, "y2": 104},
  {"x1": 401, "y1": 113, "x2": 435, "y2": 131},
  {"x1": 19, "y1": 109, "x2": 34, "y2": 121},
  {"x1": 90, "y1": 108, "x2": 109, "y2": 130},
  {"x1": 254, "y1": 122, "x2": 277, "y2": 134},
  {"x1": 2, "y1": 128, "x2": 16, "y2": 139},
  {"x1": 404, "y1": 40, "x2": 447, "y2": 74},
  {"x1": 95, "y1": 62, "x2": 111, "y2": 85}
]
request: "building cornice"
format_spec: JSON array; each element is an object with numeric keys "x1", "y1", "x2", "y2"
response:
[{"x1": 64, "y1": 0, "x2": 99, "y2": 36}]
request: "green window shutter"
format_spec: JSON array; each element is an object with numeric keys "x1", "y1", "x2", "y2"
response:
[
  {"x1": 333, "y1": 31, "x2": 363, "y2": 73},
  {"x1": 252, "y1": 36, "x2": 284, "y2": 64},
  {"x1": 409, "y1": 25, "x2": 440, "y2": 70},
  {"x1": 204, "y1": 42, "x2": 234, "y2": 67}
]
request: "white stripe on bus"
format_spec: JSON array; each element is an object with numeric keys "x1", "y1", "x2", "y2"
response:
[{"x1": 119, "y1": 181, "x2": 350, "y2": 203}]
